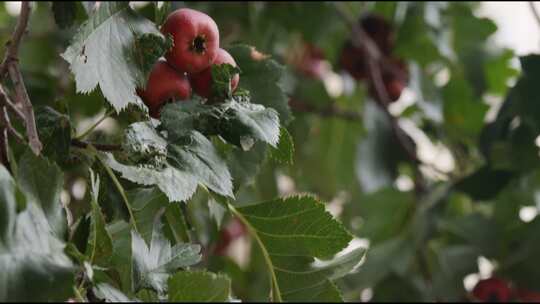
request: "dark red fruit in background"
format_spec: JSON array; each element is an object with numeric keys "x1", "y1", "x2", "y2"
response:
[
  {"x1": 161, "y1": 8, "x2": 220, "y2": 74},
  {"x1": 214, "y1": 218, "x2": 247, "y2": 255},
  {"x1": 295, "y1": 43, "x2": 328, "y2": 80},
  {"x1": 137, "y1": 59, "x2": 191, "y2": 118},
  {"x1": 338, "y1": 40, "x2": 368, "y2": 80},
  {"x1": 360, "y1": 14, "x2": 395, "y2": 55},
  {"x1": 472, "y1": 278, "x2": 512, "y2": 302},
  {"x1": 190, "y1": 48, "x2": 240, "y2": 99},
  {"x1": 368, "y1": 74, "x2": 405, "y2": 103},
  {"x1": 385, "y1": 78, "x2": 405, "y2": 102}
]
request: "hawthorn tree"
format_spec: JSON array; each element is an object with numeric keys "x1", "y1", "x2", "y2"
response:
[{"x1": 0, "y1": 1, "x2": 539, "y2": 302}]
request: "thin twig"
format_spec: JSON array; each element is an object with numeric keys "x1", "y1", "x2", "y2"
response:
[
  {"x1": 530, "y1": 2, "x2": 540, "y2": 29},
  {"x1": 8, "y1": 62, "x2": 42, "y2": 154},
  {"x1": 71, "y1": 139, "x2": 122, "y2": 152},
  {"x1": 0, "y1": 106, "x2": 24, "y2": 144},
  {"x1": 0, "y1": 84, "x2": 24, "y2": 120},
  {"x1": 0, "y1": 2, "x2": 31, "y2": 77},
  {"x1": 289, "y1": 98, "x2": 362, "y2": 121},
  {"x1": 74, "y1": 109, "x2": 115, "y2": 140},
  {"x1": 0, "y1": 2, "x2": 42, "y2": 155}
]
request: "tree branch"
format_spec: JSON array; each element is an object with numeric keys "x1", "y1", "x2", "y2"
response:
[
  {"x1": 333, "y1": 3, "x2": 420, "y2": 166},
  {"x1": 0, "y1": 105, "x2": 24, "y2": 144},
  {"x1": 71, "y1": 139, "x2": 122, "y2": 152},
  {"x1": 530, "y1": 2, "x2": 540, "y2": 29},
  {"x1": 0, "y1": 84, "x2": 25, "y2": 120},
  {"x1": 0, "y1": 1, "x2": 31, "y2": 77},
  {"x1": 1, "y1": 2, "x2": 42, "y2": 155},
  {"x1": 289, "y1": 98, "x2": 362, "y2": 122}
]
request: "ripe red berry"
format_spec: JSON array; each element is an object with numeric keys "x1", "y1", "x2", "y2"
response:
[
  {"x1": 161, "y1": 8, "x2": 220, "y2": 74},
  {"x1": 291, "y1": 43, "x2": 328, "y2": 80},
  {"x1": 339, "y1": 40, "x2": 368, "y2": 80},
  {"x1": 360, "y1": 14, "x2": 395, "y2": 55},
  {"x1": 137, "y1": 59, "x2": 191, "y2": 118},
  {"x1": 472, "y1": 278, "x2": 512, "y2": 302},
  {"x1": 190, "y1": 48, "x2": 240, "y2": 99},
  {"x1": 385, "y1": 78, "x2": 405, "y2": 102}
]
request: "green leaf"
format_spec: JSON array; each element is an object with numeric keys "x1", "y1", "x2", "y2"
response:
[
  {"x1": 155, "y1": 1, "x2": 171, "y2": 25},
  {"x1": 161, "y1": 98, "x2": 281, "y2": 149},
  {"x1": 479, "y1": 55, "x2": 540, "y2": 169},
  {"x1": 61, "y1": 2, "x2": 168, "y2": 112},
  {"x1": 105, "y1": 127, "x2": 234, "y2": 202},
  {"x1": 269, "y1": 127, "x2": 294, "y2": 165},
  {"x1": 233, "y1": 195, "x2": 365, "y2": 301},
  {"x1": 34, "y1": 106, "x2": 72, "y2": 166},
  {"x1": 352, "y1": 189, "x2": 415, "y2": 243},
  {"x1": 127, "y1": 187, "x2": 191, "y2": 243},
  {"x1": 167, "y1": 131, "x2": 234, "y2": 198},
  {"x1": 226, "y1": 141, "x2": 268, "y2": 190},
  {"x1": 17, "y1": 149, "x2": 66, "y2": 237},
  {"x1": 394, "y1": 4, "x2": 445, "y2": 66},
  {"x1": 131, "y1": 210, "x2": 201, "y2": 294},
  {"x1": 86, "y1": 169, "x2": 114, "y2": 266},
  {"x1": 344, "y1": 236, "x2": 415, "y2": 290},
  {"x1": 51, "y1": 2, "x2": 87, "y2": 29},
  {"x1": 210, "y1": 63, "x2": 241, "y2": 100},
  {"x1": 94, "y1": 282, "x2": 139, "y2": 302},
  {"x1": 442, "y1": 71, "x2": 489, "y2": 141},
  {"x1": 211, "y1": 100, "x2": 280, "y2": 149},
  {"x1": 484, "y1": 49, "x2": 519, "y2": 96},
  {"x1": 454, "y1": 165, "x2": 514, "y2": 201},
  {"x1": 133, "y1": 32, "x2": 173, "y2": 88},
  {"x1": 123, "y1": 121, "x2": 167, "y2": 166},
  {"x1": 168, "y1": 271, "x2": 232, "y2": 302},
  {"x1": 228, "y1": 44, "x2": 292, "y2": 125},
  {"x1": 431, "y1": 245, "x2": 479, "y2": 301},
  {"x1": 357, "y1": 102, "x2": 410, "y2": 193},
  {"x1": 0, "y1": 166, "x2": 74, "y2": 301}
]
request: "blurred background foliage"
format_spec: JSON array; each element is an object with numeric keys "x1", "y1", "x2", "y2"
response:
[{"x1": 2, "y1": 1, "x2": 540, "y2": 302}]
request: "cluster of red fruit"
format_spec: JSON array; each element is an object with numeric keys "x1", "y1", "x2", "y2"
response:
[
  {"x1": 472, "y1": 277, "x2": 540, "y2": 302},
  {"x1": 137, "y1": 8, "x2": 240, "y2": 118},
  {"x1": 339, "y1": 14, "x2": 408, "y2": 103}
]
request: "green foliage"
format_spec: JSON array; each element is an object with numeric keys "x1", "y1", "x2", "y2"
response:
[
  {"x1": 0, "y1": 165, "x2": 74, "y2": 302},
  {"x1": 3, "y1": 1, "x2": 540, "y2": 302},
  {"x1": 131, "y1": 213, "x2": 201, "y2": 294},
  {"x1": 61, "y1": 2, "x2": 167, "y2": 112},
  {"x1": 168, "y1": 271, "x2": 231, "y2": 302},
  {"x1": 233, "y1": 195, "x2": 366, "y2": 301}
]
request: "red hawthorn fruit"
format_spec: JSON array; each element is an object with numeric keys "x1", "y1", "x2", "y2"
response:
[
  {"x1": 472, "y1": 278, "x2": 512, "y2": 302},
  {"x1": 214, "y1": 218, "x2": 246, "y2": 255},
  {"x1": 190, "y1": 48, "x2": 240, "y2": 99},
  {"x1": 367, "y1": 72, "x2": 406, "y2": 103},
  {"x1": 161, "y1": 8, "x2": 220, "y2": 74},
  {"x1": 137, "y1": 59, "x2": 191, "y2": 118},
  {"x1": 295, "y1": 43, "x2": 328, "y2": 80},
  {"x1": 367, "y1": 56, "x2": 409, "y2": 103},
  {"x1": 385, "y1": 77, "x2": 406, "y2": 102},
  {"x1": 360, "y1": 14, "x2": 395, "y2": 55},
  {"x1": 338, "y1": 40, "x2": 368, "y2": 80}
]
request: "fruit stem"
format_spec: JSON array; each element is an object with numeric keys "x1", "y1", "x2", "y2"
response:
[{"x1": 74, "y1": 109, "x2": 115, "y2": 140}]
